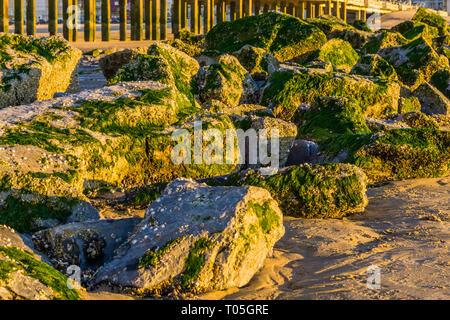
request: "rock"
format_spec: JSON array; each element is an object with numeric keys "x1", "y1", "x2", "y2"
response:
[
  {"x1": 285, "y1": 140, "x2": 319, "y2": 166},
  {"x1": 430, "y1": 69, "x2": 450, "y2": 99},
  {"x1": 207, "y1": 102, "x2": 273, "y2": 118},
  {"x1": 92, "y1": 179, "x2": 284, "y2": 294},
  {"x1": 166, "y1": 38, "x2": 203, "y2": 57},
  {"x1": 0, "y1": 224, "x2": 80, "y2": 300},
  {"x1": 329, "y1": 29, "x2": 372, "y2": 50},
  {"x1": 398, "y1": 96, "x2": 422, "y2": 114},
  {"x1": 412, "y1": 7, "x2": 447, "y2": 35},
  {"x1": 196, "y1": 54, "x2": 258, "y2": 106},
  {"x1": 297, "y1": 96, "x2": 371, "y2": 141},
  {"x1": 365, "y1": 117, "x2": 410, "y2": 131},
  {"x1": 0, "y1": 34, "x2": 81, "y2": 108},
  {"x1": 350, "y1": 54, "x2": 398, "y2": 81},
  {"x1": 396, "y1": 111, "x2": 439, "y2": 129},
  {"x1": 362, "y1": 30, "x2": 408, "y2": 54},
  {"x1": 205, "y1": 12, "x2": 327, "y2": 62},
  {"x1": 251, "y1": 117, "x2": 298, "y2": 168},
  {"x1": 391, "y1": 21, "x2": 439, "y2": 43},
  {"x1": 99, "y1": 46, "x2": 148, "y2": 80},
  {"x1": 66, "y1": 202, "x2": 101, "y2": 223},
  {"x1": 32, "y1": 218, "x2": 140, "y2": 272},
  {"x1": 262, "y1": 69, "x2": 400, "y2": 120},
  {"x1": 413, "y1": 82, "x2": 449, "y2": 115},
  {"x1": 306, "y1": 15, "x2": 356, "y2": 35},
  {"x1": 232, "y1": 45, "x2": 280, "y2": 80},
  {"x1": 301, "y1": 39, "x2": 359, "y2": 72},
  {"x1": 212, "y1": 163, "x2": 368, "y2": 218},
  {"x1": 352, "y1": 20, "x2": 372, "y2": 32},
  {"x1": 321, "y1": 129, "x2": 450, "y2": 183},
  {"x1": 379, "y1": 37, "x2": 449, "y2": 89}
]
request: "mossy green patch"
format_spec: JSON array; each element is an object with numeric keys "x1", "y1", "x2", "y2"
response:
[
  {"x1": 412, "y1": 7, "x2": 447, "y2": 35},
  {"x1": 206, "y1": 12, "x2": 327, "y2": 62},
  {"x1": 247, "y1": 201, "x2": 280, "y2": 234},
  {"x1": 139, "y1": 237, "x2": 183, "y2": 269},
  {"x1": 0, "y1": 246, "x2": 80, "y2": 300},
  {"x1": 181, "y1": 237, "x2": 213, "y2": 289}
]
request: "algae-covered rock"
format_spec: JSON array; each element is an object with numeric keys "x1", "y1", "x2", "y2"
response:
[
  {"x1": 196, "y1": 54, "x2": 258, "y2": 106},
  {"x1": 205, "y1": 12, "x2": 327, "y2": 62},
  {"x1": 32, "y1": 218, "x2": 140, "y2": 272},
  {"x1": 413, "y1": 82, "x2": 449, "y2": 115},
  {"x1": 301, "y1": 39, "x2": 359, "y2": 72},
  {"x1": 262, "y1": 69, "x2": 400, "y2": 120},
  {"x1": 0, "y1": 34, "x2": 81, "y2": 108},
  {"x1": 391, "y1": 21, "x2": 439, "y2": 43},
  {"x1": 350, "y1": 54, "x2": 398, "y2": 81},
  {"x1": 306, "y1": 15, "x2": 355, "y2": 35},
  {"x1": 285, "y1": 140, "x2": 319, "y2": 166},
  {"x1": 430, "y1": 69, "x2": 450, "y2": 99},
  {"x1": 250, "y1": 116, "x2": 297, "y2": 168},
  {"x1": 92, "y1": 178, "x2": 284, "y2": 294},
  {"x1": 209, "y1": 163, "x2": 368, "y2": 219},
  {"x1": 321, "y1": 129, "x2": 449, "y2": 183},
  {"x1": 362, "y1": 30, "x2": 408, "y2": 54},
  {"x1": 329, "y1": 29, "x2": 371, "y2": 50},
  {"x1": 379, "y1": 36, "x2": 449, "y2": 89},
  {"x1": 396, "y1": 111, "x2": 439, "y2": 129},
  {"x1": 297, "y1": 96, "x2": 371, "y2": 141},
  {"x1": 412, "y1": 7, "x2": 448, "y2": 35},
  {"x1": 166, "y1": 38, "x2": 203, "y2": 57},
  {"x1": 398, "y1": 96, "x2": 422, "y2": 114},
  {"x1": 232, "y1": 45, "x2": 280, "y2": 80},
  {"x1": 0, "y1": 225, "x2": 80, "y2": 300},
  {"x1": 99, "y1": 46, "x2": 148, "y2": 80},
  {"x1": 352, "y1": 20, "x2": 372, "y2": 32}
]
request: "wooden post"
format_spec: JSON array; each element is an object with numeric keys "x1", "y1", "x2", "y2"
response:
[
  {"x1": 72, "y1": 0, "x2": 78, "y2": 41},
  {"x1": 63, "y1": 0, "x2": 73, "y2": 40},
  {"x1": 161, "y1": 0, "x2": 167, "y2": 39},
  {"x1": 280, "y1": 2, "x2": 286, "y2": 14},
  {"x1": 317, "y1": 3, "x2": 322, "y2": 16},
  {"x1": 120, "y1": 0, "x2": 127, "y2": 41},
  {"x1": 180, "y1": 0, "x2": 187, "y2": 29},
  {"x1": 49, "y1": 0, "x2": 57, "y2": 35},
  {"x1": 173, "y1": 0, "x2": 181, "y2": 37},
  {"x1": 152, "y1": 0, "x2": 160, "y2": 39},
  {"x1": 145, "y1": 0, "x2": 152, "y2": 39},
  {"x1": 84, "y1": 0, "x2": 95, "y2": 41},
  {"x1": 0, "y1": 0, "x2": 7, "y2": 33},
  {"x1": 203, "y1": 0, "x2": 211, "y2": 33},
  {"x1": 218, "y1": 0, "x2": 226, "y2": 22},
  {"x1": 230, "y1": 1, "x2": 236, "y2": 21},
  {"x1": 190, "y1": 0, "x2": 198, "y2": 33},
  {"x1": 300, "y1": 1, "x2": 305, "y2": 18},
  {"x1": 197, "y1": 4, "x2": 201, "y2": 33},
  {"x1": 362, "y1": 9, "x2": 366, "y2": 21},
  {"x1": 254, "y1": 0, "x2": 260, "y2": 15},
  {"x1": 26, "y1": 0, "x2": 36, "y2": 35},
  {"x1": 102, "y1": 0, "x2": 110, "y2": 41},
  {"x1": 263, "y1": 3, "x2": 269, "y2": 13},
  {"x1": 271, "y1": 2, "x2": 279, "y2": 12},
  {"x1": 14, "y1": 0, "x2": 23, "y2": 34},
  {"x1": 335, "y1": 1, "x2": 340, "y2": 19},
  {"x1": 245, "y1": 0, "x2": 252, "y2": 16},
  {"x1": 131, "y1": 0, "x2": 143, "y2": 40},
  {"x1": 342, "y1": 0, "x2": 346, "y2": 22},
  {"x1": 235, "y1": 0, "x2": 242, "y2": 19}
]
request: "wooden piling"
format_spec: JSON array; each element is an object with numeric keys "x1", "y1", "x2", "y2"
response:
[
  {"x1": 152, "y1": 0, "x2": 160, "y2": 39},
  {"x1": 48, "y1": 0, "x2": 57, "y2": 35},
  {"x1": 161, "y1": 0, "x2": 167, "y2": 39},
  {"x1": 84, "y1": 0, "x2": 95, "y2": 41},
  {"x1": 145, "y1": 0, "x2": 152, "y2": 39},
  {"x1": 173, "y1": 0, "x2": 181, "y2": 37},
  {"x1": 131, "y1": 0, "x2": 144, "y2": 40},
  {"x1": 101, "y1": 0, "x2": 111, "y2": 41},
  {"x1": 120, "y1": 0, "x2": 127, "y2": 41},
  {"x1": 14, "y1": 0, "x2": 23, "y2": 34},
  {"x1": 218, "y1": 0, "x2": 226, "y2": 23}
]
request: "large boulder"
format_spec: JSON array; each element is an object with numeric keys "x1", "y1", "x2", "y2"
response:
[
  {"x1": 205, "y1": 12, "x2": 327, "y2": 62},
  {"x1": 196, "y1": 54, "x2": 258, "y2": 106},
  {"x1": 320, "y1": 129, "x2": 450, "y2": 183},
  {"x1": 32, "y1": 218, "x2": 141, "y2": 273},
  {"x1": 378, "y1": 37, "x2": 449, "y2": 89},
  {"x1": 430, "y1": 69, "x2": 450, "y2": 99},
  {"x1": 350, "y1": 54, "x2": 398, "y2": 81},
  {"x1": 0, "y1": 224, "x2": 80, "y2": 300},
  {"x1": 262, "y1": 69, "x2": 400, "y2": 120},
  {"x1": 98, "y1": 46, "x2": 148, "y2": 80},
  {"x1": 362, "y1": 30, "x2": 408, "y2": 54},
  {"x1": 412, "y1": 7, "x2": 448, "y2": 35},
  {"x1": 92, "y1": 179, "x2": 284, "y2": 295},
  {"x1": 301, "y1": 39, "x2": 359, "y2": 72},
  {"x1": 391, "y1": 21, "x2": 439, "y2": 43},
  {"x1": 0, "y1": 34, "x2": 81, "y2": 108},
  {"x1": 208, "y1": 163, "x2": 368, "y2": 219},
  {"x1": 297, "y1": 96, "x2": 371, "y2": 141},
  {"x1": 232, "y1": 45, "x2": 280, "y2": 80},
  {"x1": 413, "y1": 82, "x2": 449, "y2": 115}
]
